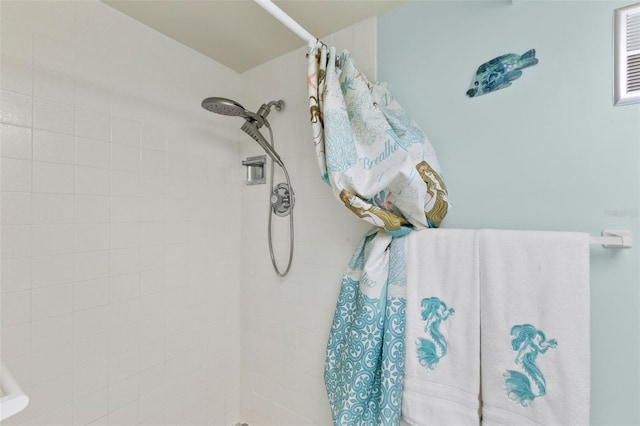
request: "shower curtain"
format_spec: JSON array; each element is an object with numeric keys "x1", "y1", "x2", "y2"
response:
[{"x1": 307, "y1": 42, "x2": 450, "y2": 425}]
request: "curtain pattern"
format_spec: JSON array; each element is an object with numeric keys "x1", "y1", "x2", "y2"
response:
[
  {"x1": 307, "y1": 43, "x2": 450, "y2": 235},
  {"x1": 324, "y1": 231, "x2": 406, "y2": 426},
  {"x1": 307, "y1": 41, "x2": 451, "y2": 426}
]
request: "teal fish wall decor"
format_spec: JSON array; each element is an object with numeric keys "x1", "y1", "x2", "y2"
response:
[{"x1": 466, "y1": 49, "x2": 538, "y2": 97}]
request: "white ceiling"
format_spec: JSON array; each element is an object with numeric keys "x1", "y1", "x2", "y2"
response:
[{"x1": 102, "y1": 0, "x2": 409, "y2": 73}]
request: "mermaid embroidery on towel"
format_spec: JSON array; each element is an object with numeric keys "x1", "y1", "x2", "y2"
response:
[
  {"x1": 416, "y1": 297, "x2": 454, "y2": 370},
  {"x1": 504, "y1": 324, "x2": 558, "y2": 407}
]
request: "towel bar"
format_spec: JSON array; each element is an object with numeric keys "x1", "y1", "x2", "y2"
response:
[{"x1": 590, "y1": 230, "x2": 632, "y2": 248}]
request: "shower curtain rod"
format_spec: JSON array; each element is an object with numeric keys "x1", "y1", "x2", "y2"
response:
[{"x1": 254, "y1": 0, "x2": 317, "y2": 44}]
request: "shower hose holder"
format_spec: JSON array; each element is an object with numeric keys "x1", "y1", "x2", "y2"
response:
[{"x1": 271, "y1": 183, "x2": 294, "y2": 216}]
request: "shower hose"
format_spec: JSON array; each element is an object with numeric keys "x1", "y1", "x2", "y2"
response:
[{"x1": 265, "y1": 124, "x2": 294, "y2": 277}]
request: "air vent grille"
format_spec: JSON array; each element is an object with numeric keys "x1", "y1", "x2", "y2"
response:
[
  {"x1": 615, "y1": 3, "x2": 640, "y2": 106},
  {"x1": 628, "y1": 54, "x2": 640, "y2": 91},
  {"x1": 628, "y1": 12, "x2": 640, "y2": 51}
]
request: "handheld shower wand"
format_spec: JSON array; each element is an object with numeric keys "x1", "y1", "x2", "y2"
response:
[{"x1": 240, "y1": 120, "x2": 284, "y2": 167}]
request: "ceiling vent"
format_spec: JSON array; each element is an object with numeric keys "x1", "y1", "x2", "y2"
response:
[{"x1": 614, "y1": 3, "x2": 640, "y2": 106}]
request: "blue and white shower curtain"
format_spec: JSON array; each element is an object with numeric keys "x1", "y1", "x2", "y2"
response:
[{"x1": 307, "y1": 41, "x2": 450, "y2": 425}]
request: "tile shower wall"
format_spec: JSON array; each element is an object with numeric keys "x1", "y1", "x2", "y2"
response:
[
  {"x1": 239, "y1": 19, "x2": 376, "y2": 425},
  {"x1": 0, "y1": 1, "x2": 243, "y2": 425}
]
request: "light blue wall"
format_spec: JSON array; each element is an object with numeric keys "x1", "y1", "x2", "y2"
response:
[{"x1": 379, "y1": 1, "x2": 639, "y2": 424}]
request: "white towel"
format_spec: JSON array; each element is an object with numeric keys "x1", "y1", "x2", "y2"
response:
[
  {"x1": 403, "y1": 229, "x2": 481, "y2": 426},
  {"x1": 479, "y1": 230, "x2": 590, "y2": 426}
]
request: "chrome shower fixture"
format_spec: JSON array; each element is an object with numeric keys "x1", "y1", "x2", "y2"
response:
[
  {"x1": 201, "y1": 97, "x2": 285, "y2": 167},
  {"x1": 201, "y1": 96, "x2": 294, "y2": 277}
]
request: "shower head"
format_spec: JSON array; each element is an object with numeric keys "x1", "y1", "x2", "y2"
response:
[
  {"x1": 201, "y1": 96, "x2": 286, "y2": 168},
  {"x1": 201, "y1": 97, "x2": 256, "y2": 119}
]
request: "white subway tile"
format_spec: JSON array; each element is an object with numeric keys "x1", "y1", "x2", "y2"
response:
[
  {"x1": 73, "y1": 360, "x2": 108, "y2": 399},
  {"x1": 111, "y1": 170, "x2": 139, "y2": 197},
  {"x1": 108, "y1": 348, "x2": 139, "y2": 385},
  {"x1": 75, "y1": 21, "x2": 110, "y2": 59},
  {"x1": 31, "y1": 253, "x2": 74, "y2": 288},
  {"x1": 75, "y1": 1, "x2": 110, "y2": 30},
  {"x1": 77, "y1": 137, "x2": 111, "y2": 168},
  {"x1": 74, "y1": 306, "x2": 109, "y2": 341},
  {"x1": 76, "y1": 79, "x2": 111, "y2": 113},
  {"x1": 0, "y1": 21, "x2": 33, "y2": 62},
  {"x1": 73, "y1": 333, "x2": 108, "y2": 370},
  {"x1": 27, "y1": 403, "x2": 73, "y2": 426},
  {"x1": 31, "y1": 223, "x2": 74, "y2": 256},
  {"x1": 74, "y1": 277, "x2": 109, "y2": 311},
  {"x1": 32, "y1": 193, "x2": 74, "y2": 224},
  {"x1": 33, "y1": 98, "x2": 75, "y2": 135},
  {"x1": 1, "y1": 257, "x2": 31, "y2": 293},
  {"x1": 32, "y1": 0, "x2": 75, "y2": 46},
  {"x1": 111, "y1": 143, "x2": 140, "y2": 171},
  {"x1": 140, "y1": 292, "x2": 166, "y2": 322},
  {"x1": 2, "y1": 356, "x2": 31, "y2": 392},
  {"x1": 0, "y1": 289, "x2": 30, "y2": 326},
  {"x1": 140, "y1": 172, "x2": 166, "y2": 198},
  {"x1": 27, "y1": 373, "x2": 73, "y2": 418},
  {"x1": 140, "y1": 148, "x2": 166, "y2": 174},
  {"x1": 109, "y1": 196, "x2": 139, "y2": 222},
  {"x1": 76, "y1": 165, "x2": 111, "y2": 195},
  {"x1": 138, "y1": 387, "x2": 164, "y2": 424},
  {"x1": 108, "y1": 400, "x2": 139, "y2": 426},
  {"x1": 111, "y1": 116, "x2": 140, "y2": 147},
  {"x1": 0, "y1": 123, "x2": 32, "y2": 159},
  {"x1": 75, "y1": 223, "x2": 110, "y2": 252},
  {"x1": 140, "y1": 124, "x2": 166, "y2": 151},
  {"x1": 0, "y1": 89, "x2": 32, "y2": 127},
  {"x1": 167, "y1": 175, "x2": 188, "y2": 199},
  {"x1": 31, "y1": 283, "x2": 73, "y2": 321},
  {"x1": 74, "y1": 250, "x2": 110, "y2": 281},
  {"x1": 110, "y1": 247, "x2": 139, "y2": 276},
  {"x1": 75, "y1": 195, "x2": 110, "y2": 223},
  {"x1": 33, "y1": 161, "x2": 74, "y2": 193},
  {"x1": 110, "y1": 92, "x2": 141, "y2": 122},
  {"x1": 110, "y1": 62, "x2": 140, "y2": 96},
  {"x1": 108, "y1": 323, "x2": 139, "y2": 358},
  {"x1": 34, "y1": 35, "x2": 74, "y2": 76},
  {"x1": 1, "y1": 191, "x2": 31, "y2": 225},
  {"x1": 110, "y1": 222, "x2": 140, "y2": 249},
  {"x1": 29, "y1": 343, "x2": 73, "y2": 385},
  {"x1": 108, "y1": 375, "x2": 139, "y2": 413},
  {"x1": 139, "y1": 245, "x2": 165, "y2": 271},
  {"x1": 31, "y1": 314, "x2": 73, "y2": 353},
  {"x1": 140, "y1": 222, "x2": 165, "y2": 247},
  {"x1": 109, "y1": 273, "x2": 139, "y2": 303},
  {"x1": 75, "y1": 51, "x2": 111, "y2": 87},
  {"x1": 0, "y1": 225, "x2": 31, "y2": 258},
  {"x1": 108, "y1": 297, "x2": 140, "y2": 330},
  {"x1": 1, "y1": 323, "x2": 30, "y2": 361},
  {"x1": 73, "y1": 388, "x2": 109, "y2": 426},
  {"x1": 138, "y1": 339, "x2": 164, "y2": 371},
  {"x1": 32, "y1": 129, "x2": 75, "y2": 164},
  {"x1": 33, "y1": 66, "x2": 75, "y2": 105},
  {"x1": 139, "y1": 317, "x2": 164, "y2": 348},
  {"x1": 76, "y1": 108, "x2": 111, "y2": 142},
  {"x1": 0, "y1": 1, "x2": 35, "y2": 31},
  {"x1": 139, "y1": 268, "x2": 165, "y2": 297},
  {"x1": 0, "y1": 55, "x2": 33, "y2": 95}
]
